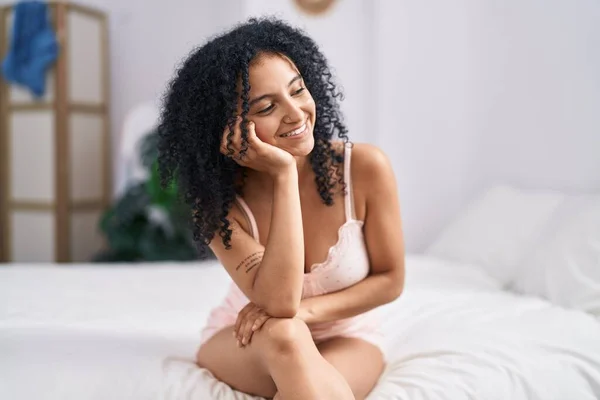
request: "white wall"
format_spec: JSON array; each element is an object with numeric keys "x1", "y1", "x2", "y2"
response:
[
  {"x1": 471, "y1": 0, "x2": 600, "y2": 193},
  {"x1": 72, "y1": 0, "x2": 243, "y2": 191},
  {"x1": 375, "y1": 0, "x2": 600, "y2": 251},
  {"x1": 374, "y1": 1, "x2": 480, "y2": 251}
]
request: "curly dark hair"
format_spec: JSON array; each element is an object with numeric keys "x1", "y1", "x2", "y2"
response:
[{"x1": 158, "y1": 17, "x2": 350, "y2": 250}]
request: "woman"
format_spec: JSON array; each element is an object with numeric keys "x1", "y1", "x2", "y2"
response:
[{"x1": 158, "y1": 17, "x2": 405, "y2": 400}]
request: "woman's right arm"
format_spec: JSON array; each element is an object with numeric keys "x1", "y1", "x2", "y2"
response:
[
  {"x1": 254, "y1": 165, "x2": 305, "y2": 315},
  {"x1": 209, "y1": 121, "x2": 305, "y2": 317}
]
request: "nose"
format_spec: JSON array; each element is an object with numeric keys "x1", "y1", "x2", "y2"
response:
[{"x1": 283, "y1": 100, "x2": 304, "y2": 124}]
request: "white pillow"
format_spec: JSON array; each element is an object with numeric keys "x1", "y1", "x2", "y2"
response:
[
  {"x1": 513, "y1": 195, "x2": 600, "y2": 316},
  {"x1": 425, "y1": 185, "x2": 564, "y2": 285}
]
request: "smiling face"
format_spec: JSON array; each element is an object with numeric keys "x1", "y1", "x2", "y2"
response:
[{"x1": 241, "y1": 53, "x2": 317, "y2": 156}]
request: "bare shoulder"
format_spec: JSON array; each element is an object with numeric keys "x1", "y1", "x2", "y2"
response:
[
  {"x1": 347, "y1": 143, "x2": 397, "y2": 220},
  {"x1": 350, "y1": 142, "x2": 395, "y2": 182}
]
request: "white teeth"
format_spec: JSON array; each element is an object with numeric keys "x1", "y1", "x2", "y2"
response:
[{"x1": 281, "y1": 123, "x2": 307, "y2": 137}]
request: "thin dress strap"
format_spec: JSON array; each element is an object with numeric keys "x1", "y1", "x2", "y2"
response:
[
  {"x1": 235, "y1": 196, "x2": 260, "y2": 242},
  {"x1": 344, "y1": 143, "x2": 356, "y2": 221}
]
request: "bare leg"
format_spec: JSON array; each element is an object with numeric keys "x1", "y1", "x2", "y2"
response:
[
  {"x1": 318, "y1": 337, "x2": 385, "y2": 400},
  {"x1": 196, "y1": 317, "x2": 354, "y2": 400}
]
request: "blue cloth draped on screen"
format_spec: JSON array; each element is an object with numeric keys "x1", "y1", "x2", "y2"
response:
[{"x1": 1, "y1": 1, "x2": 58, "y2": 97}]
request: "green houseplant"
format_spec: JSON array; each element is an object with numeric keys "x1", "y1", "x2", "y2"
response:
[{"x1": 93, "y1": 129, "x2": 212, "y2": 262}]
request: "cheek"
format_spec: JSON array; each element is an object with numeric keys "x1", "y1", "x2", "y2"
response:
[
  {"x1": 304, "y1": 94, "x2": 316, "y2": 114},
  {"x1": 252, "y1": 120, "x2": 277, "y2": 142}
]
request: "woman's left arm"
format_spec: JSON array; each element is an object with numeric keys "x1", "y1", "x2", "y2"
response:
[{"x1": 297, "y1": 144, "x2": 406, "y2": 325}]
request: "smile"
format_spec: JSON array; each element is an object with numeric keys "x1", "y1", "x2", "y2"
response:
[{"x1": 280, "y1": 121, "x2": 308, "y2": 138}]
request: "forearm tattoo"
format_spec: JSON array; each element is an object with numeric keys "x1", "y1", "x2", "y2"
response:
[{"x1": 236, "y1": 251, "x2": 264, "y2": 273}]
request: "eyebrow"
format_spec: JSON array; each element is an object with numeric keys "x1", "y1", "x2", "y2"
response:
[{"x1": 248, "y1": 74, "x2": 303, "y2": 107}]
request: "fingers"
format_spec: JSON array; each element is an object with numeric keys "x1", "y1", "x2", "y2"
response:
[
  {"x1": 234, "y1": 302, "x2": 253, "y2": 346},
  {"x1": 242, "y1": 308, "x2": 270, "y2": 347},
  {"x1": 220, "y1": 116, "x2": 238, "y2": 157},
  {"x1": 234, "y1": 302, "x2": 253, "y2": 334},
  {"x1": 240, "y1": 310, "x2": 257, "y2": 346},
  {"x1": 247, "y1": 120, "x2": 268, "y2": 154},
  {"x1": 232, "y1": 119, "x2": 245, "y2": 160},
  {"x1": 221, "y1": 116, "x2": 255, "y2": 162},
  {"x1": 246, "y1": 120, "x2": 258, "y2": 143},
  {"x1": 233, "y1": 303, "x2": 270, "y2": 348},
  {"x1": 252, "y1": 313, "x2": 270, "y2": 332}
]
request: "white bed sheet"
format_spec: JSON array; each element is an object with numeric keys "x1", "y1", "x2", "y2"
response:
[{"x1": 1, "y1": 256, "x2": 599, "y2": 400}]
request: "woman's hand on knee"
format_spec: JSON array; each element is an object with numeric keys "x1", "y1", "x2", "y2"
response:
[{"x1": 234, "y1": 302, "x2": 272, "y2": 347}]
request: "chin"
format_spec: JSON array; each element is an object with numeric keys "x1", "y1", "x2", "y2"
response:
[
  {"x1": 283, "y1": 132, "x2": 315, "y2": 158},
  {"x1": 296, "y1": 135, "x2": 315, "y2": 156}
]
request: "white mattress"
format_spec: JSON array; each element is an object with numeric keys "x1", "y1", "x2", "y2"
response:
[{"x1": 1, "y1": 256, "x2": 599, "y2": 400}]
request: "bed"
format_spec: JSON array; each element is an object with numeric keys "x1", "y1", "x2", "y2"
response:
[{"x1": 2, "y1": 185, "x2": 600, "y2": 399}]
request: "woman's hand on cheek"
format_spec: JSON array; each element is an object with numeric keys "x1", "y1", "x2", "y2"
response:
[{"x1": 220, "y1": 117, "x2": 296, "y2": 176}]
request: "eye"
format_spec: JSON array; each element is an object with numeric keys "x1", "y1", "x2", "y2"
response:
[
  {"x1": 293, "y1": 87, "x2": 306, "y2": 95},
  {"x1": 258, "y1": 104, "x2": 275, "y2": 114}
]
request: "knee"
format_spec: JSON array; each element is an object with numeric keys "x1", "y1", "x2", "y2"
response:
[
  {"x1": 260, "y1": 317, "x2": 311, "y2": 355},
  {"x1": 195, "y1": 344, "x2": 207, "y2": 368}
]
